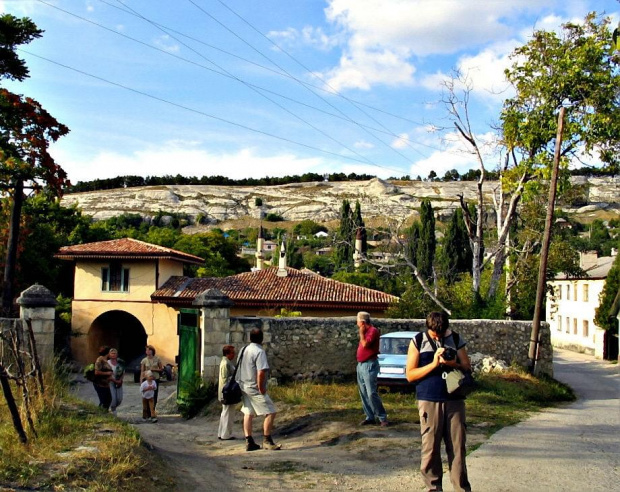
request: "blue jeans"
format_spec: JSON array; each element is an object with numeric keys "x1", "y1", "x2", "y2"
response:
[{"x1": 357, "y1": 359, "x2": 387, "y2": 422}]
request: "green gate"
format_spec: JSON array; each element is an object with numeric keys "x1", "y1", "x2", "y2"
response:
[{"x1": 176, "y1": 308, "x2": 201, "y2": 404}]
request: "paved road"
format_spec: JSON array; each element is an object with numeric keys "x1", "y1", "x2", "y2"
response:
[{"x1": 466, "y1": 348, "x2": 619, "y2": 492}]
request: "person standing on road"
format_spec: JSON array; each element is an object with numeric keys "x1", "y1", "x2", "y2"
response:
[
  {"x1": 217, "y1": 344, "x2": 237, "y2": 440},
  {"x1": 356, "y1": 311, "x2": 389, "y2": 427},
  {"x1": 93, "y1": 345, "x2": 113, "y2": 411},
  {"x1": 406, "y1": 311, "x2": 472, "y2": 492},
  {"x1": 140, "y1": 345, "x2": 163, "y2": 414},
  {"x1": 107, "y1": 348, "x2": 125, "y2": 416},
  {"x1": 237, "y1": 327, "x2": 281, "y2": 451}
]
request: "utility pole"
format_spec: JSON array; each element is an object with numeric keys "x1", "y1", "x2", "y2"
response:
[{"x1": 528, "y1": 106, "x2": 566, "y2": 374}]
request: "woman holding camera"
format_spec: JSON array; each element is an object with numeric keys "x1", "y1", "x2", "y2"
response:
[{"x1": 406, "y1": 312, "x2": 472, "y2": 492}]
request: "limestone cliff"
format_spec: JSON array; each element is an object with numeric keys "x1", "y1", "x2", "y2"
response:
[{"x1": 61, "y1": 177, "x2": 620, "y2": 225}]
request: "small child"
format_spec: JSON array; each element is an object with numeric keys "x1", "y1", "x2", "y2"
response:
[{"x1": 140, "y1": 370, "x2": 158, "y2": 423}]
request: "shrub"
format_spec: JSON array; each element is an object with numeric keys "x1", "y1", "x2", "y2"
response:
[{"x1": 178, "y1": 373, "x2": 217, "y2": 419}]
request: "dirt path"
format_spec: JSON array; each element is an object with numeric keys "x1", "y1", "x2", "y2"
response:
[{"x1": 73, "y1": 378, "x2": 487, "y2": 491}]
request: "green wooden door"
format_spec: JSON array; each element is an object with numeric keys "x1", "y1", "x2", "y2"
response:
[{"x1": 177, "y1": 308, "x2": 200, "y2": 404}]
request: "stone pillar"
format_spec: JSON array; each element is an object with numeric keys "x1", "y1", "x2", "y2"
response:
[
  {"x1": 193, "y1": 288, "x2": 233, "y2": 383},
  {"x1": 16, "y1": 284, "x2": 57, "y2": 370}
]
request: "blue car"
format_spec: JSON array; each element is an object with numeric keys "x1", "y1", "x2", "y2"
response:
[{"x1": 377, "y1": 331, "x2": 419, "y2": 389}]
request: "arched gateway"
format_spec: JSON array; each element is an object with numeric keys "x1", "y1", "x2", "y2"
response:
[{"x1": 88, "y1": 310, "x2": 147, "y2": 367}]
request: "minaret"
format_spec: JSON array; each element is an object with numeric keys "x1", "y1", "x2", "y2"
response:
[
  {"x1": 353, "y1": 227, "x2": 363, "y2": 269},
  {"x1": 276, "y1": 239, "x2": 288, "y2": 277},
  {"x1": 255, "y1": 226, "x2": 265, "y2": 271}
]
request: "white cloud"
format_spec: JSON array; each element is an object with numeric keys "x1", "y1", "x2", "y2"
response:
[
  {"x1": 319, "y1": 0, "x2": 547, "y2": 91},
  {"x1": 268, "y1": 26, "x2": 340, "y2": 51},
  {"x1": 153, "y1": 35, "x2": 179, "y2": 54},
  {"x1": 354, "y1": 140, "x2": 374, "y2": 149},
  {"x1": 392, "y1": 133, "x2": 411, "y2": 149},
  {"x1": 55, "y1": 143, "x2": 333, "y2": 183}
]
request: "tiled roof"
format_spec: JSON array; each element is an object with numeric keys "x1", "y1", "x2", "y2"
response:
[
  {"x1": 152, "y1": 267, "x2": 398, "y2": 310},
  {"x1": 55, "y1": 238, "x2": 204, "y2": 265}
]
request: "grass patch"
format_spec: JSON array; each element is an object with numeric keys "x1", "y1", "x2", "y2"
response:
[
  {"x1": 270, "y1": 368, "x2": 575, "y2": 435},
  {"x1": 0, "y1": 369, "x2": 176, "y2": 491}
]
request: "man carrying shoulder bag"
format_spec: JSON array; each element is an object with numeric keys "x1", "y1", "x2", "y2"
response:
[{"x1": 406, "y1": 312, "x2": 472, "y2": 492}]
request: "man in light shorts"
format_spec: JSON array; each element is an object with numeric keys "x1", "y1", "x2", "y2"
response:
[{"x1": 237, "y1": 327, "x2": 281, "y2": 451}]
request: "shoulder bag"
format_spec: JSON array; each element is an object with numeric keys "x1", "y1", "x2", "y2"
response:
[{"x1": 221, "y1": 345, "x2": 247, "y2": 405}]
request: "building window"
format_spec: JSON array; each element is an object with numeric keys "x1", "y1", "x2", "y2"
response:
[
  {"x1": 101, "y1": 262, "x2": 129, "y2": 292},
  {"x1": 557, "y1": 285, "x2": 562, "y2": 300},
  {"x1": 573, "y1": 318, "x2": 578, "y2": 335},
  {"x1": 573, "y1": 284, "x2": 578, "y2": 301},
  {"x1": 583, "y1": 320, "x2": 589, "y2": 338},
  {"x1": 566, "y1": 285, "x2": 570, "y2": 300},
  {"x1": 566, "y1": 317, "x2": 570, "y2": 333},
  {"x1": 557, "y1": 315, "x2": 562, "y2": 331},
  {"x1": 583, "y1": 284, "x2": 589, "y2": 302}
]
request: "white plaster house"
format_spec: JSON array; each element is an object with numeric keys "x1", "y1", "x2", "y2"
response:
[{"x1": 546, "y1": 250, "x2": 618, "y2": 359}]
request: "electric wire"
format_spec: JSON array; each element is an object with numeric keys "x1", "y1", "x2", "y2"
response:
[
  {"x1": 114, "y1": 0, "x2": 379, "y2": 169},
  {"x1": 35, "y1": 0, "x2": 407, "y2": 141},
  {"x1": 212, "y1": 0, "x2": 431, "y2": 157},
  {"x1": 187, "y1": 0, "x2": 423, "y2": 162},
  {"x1": 19, "y1": 48, "x2": 406, "y2": 171},
  {"x1": 96, "y1": 0, "x2": 425, "y2": 128}
]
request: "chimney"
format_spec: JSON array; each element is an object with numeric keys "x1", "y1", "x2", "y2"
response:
[
  {"x1": 277, "y1": 240, "x2": 287, "y2": 277},
  {"x1": 579, "y1": 251, "x2": 598, "y2": 270},
  {"x1": 255, "y1": 226, "x2": 265, "y2": 271},
  {"x1": 353, "y1": 227, "x2": 363, "y2": 269}
]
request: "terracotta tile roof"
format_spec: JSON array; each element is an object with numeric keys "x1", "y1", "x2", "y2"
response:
[
  {"x1": 152, "y1": 267, "x2": 398, "y2": 311},
  {"x1": 55, "y1": 238, "x2": 204, "y2": 265}
]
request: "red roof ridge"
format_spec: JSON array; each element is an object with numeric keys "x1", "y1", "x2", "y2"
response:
[{"x1": 56, "y1": 238, "x2": 204, "y2": 265}]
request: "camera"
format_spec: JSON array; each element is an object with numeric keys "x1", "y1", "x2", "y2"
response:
[{"x1": 442, "y1": 347, "x2": 457, "y2": 361}]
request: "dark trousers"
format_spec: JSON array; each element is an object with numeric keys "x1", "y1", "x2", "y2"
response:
[{"x1": 93, "y1": 383, "x2": 112, "y2": 410}]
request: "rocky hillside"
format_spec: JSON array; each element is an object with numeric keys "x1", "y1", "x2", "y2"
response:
[{"x1": 61, "y1": 176, "x2": 620, "y2": 226}]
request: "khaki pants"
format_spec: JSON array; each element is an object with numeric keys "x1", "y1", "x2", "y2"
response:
[
  {"x1": 142, "y1": 398, "x2": 156, "y2": 419},
  {"x1": 418, "y1": 399, "x2": 471, "y2": 492}
]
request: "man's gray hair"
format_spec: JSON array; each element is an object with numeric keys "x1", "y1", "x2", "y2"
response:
[{"x1": 357, "y1": 311, "x2": 371, "y2": 323}]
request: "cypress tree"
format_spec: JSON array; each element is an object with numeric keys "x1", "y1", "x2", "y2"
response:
[
  {"x1": 417, "y1": 200, "x2": 436, "y2": 281},
  {"x1": 333, "y1": 199, "x2": 353, "y2": 271}
]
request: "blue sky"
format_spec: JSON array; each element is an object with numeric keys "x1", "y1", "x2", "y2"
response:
[{"x1": 2, "y1": 0, "x2": 618, "y2": 184}]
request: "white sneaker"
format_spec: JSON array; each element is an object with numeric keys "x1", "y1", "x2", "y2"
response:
[{"x1": 150, "y1": 417, "x2": 158, "y2": 423}]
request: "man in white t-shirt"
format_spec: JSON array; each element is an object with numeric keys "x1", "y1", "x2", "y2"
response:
[{"x1": 237, "y1": 327, "x2": 281, "y2": 451}]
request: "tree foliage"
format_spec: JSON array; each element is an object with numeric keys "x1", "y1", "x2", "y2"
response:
[{"x1": 594, "y1": 251, "x2": 620, "y2": 331}]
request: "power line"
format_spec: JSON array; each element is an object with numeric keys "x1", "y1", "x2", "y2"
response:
[
  {"x1": 96, "y1": 0, "x2": 426, "y2": 128},
  {"x1": 36, "y1": 0, "x2": 403, "y2": 142},
  {"x1": 187, "y1": 0, "x2": 421, "y2": 163},
  {"x1": 19, "y1": 48, "x2": 408, "y2": 173},
  {"x1": 92, "y1": 0, "x2": 443, "y2": 157},
  {"x1": 114, "y1": 0, "x2": 379, "y2": 168},
  {"x1": 212, "y1": 0, "x2": 431, "y2": 158}
]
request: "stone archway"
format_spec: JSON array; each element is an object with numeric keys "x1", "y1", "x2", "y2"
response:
[{"x1": 88, "y1": 310, "x2": 147, "y2": 367}]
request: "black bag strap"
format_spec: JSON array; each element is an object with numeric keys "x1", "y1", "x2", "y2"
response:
[
  {"x1": 425, "y1": 331, "x2": 438, "y2": 351},
  {"x1": 230, "y1": 345, "x2": 248, "y2": 382},
  {"x1": 413, "y1": 332, "x2": 424, "y2": 350}
]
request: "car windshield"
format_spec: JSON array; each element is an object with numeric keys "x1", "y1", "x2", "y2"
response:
[{"x1": 380, "y1": 337, "x2": 411, "y2": 355}]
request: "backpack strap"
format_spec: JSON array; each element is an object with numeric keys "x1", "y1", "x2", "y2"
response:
[
  {"x1": 413, "y1": 332, "x2": 424, "y2": 350},
  {"x1": 231, "y1": 345, "x2": 248, "y2": 382},
  {"x1": 452, "y1": 331, "x2": 461, "y2": 349}
]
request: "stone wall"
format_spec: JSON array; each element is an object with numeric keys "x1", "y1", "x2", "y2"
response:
[{"x1": 218, "y1": 316, "x2": 552, "y2": 379}]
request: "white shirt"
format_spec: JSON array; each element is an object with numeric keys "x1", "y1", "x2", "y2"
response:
[
  {"x1": 236, "y1": 343, "x2": 269, "y2": 395},
  {"x1": 140, "y1": 379, "x2": 157, "y2": 399}
]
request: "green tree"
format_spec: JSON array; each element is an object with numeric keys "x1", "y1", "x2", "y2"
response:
[
  {"x1": 333, "y1": 199, "x2": 353, "y2": 271},
  {"x1": 352, "y1": 200, "x2": 367, "y2": 253},
  {"x1": 293, "y1": 219, "x2": 327, "y2": 237},
  {"x1": 441, "y1": 208, "x2": 472, "y2": 283},
  {"x1": 0, "y1": 15, "x2": 70, "y2": 312},
  {"x1": 417, "y1": 200, "x2": 436, "y2": 281},
  {"x1": 594, "y1": 250, "x2": 620, "y2": 332}
]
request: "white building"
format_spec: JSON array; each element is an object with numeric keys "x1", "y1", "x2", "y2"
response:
[{"x1": 546, "y1": 250, "x2": 617, "y2": 358}]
